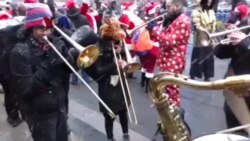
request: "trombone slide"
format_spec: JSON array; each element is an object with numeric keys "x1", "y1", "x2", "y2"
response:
[{"x1": 122, "y1": 40, "x2": 141, "y2": 73}]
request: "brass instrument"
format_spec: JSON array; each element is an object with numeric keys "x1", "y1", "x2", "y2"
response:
[
  {"x1": 128, "y1": 4, "x2": 199, "y2": 37},
  {"x1": 149, "y1": 72, "x2": 250, "y2": 141},
  {"x1": 199, "y1": 25, "x2": 250, "y2": 46},
  {"x1": 112, "y1": 44, "x2": 138, "y2": 124},
  {"x1": 122, "y1": 40, "x2": 141, "y2": 73},
  {"x1": 44, "y1": 17, "x2": 100, "y2": 68}
]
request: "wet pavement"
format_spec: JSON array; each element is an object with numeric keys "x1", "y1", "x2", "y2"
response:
[{"x1": 0, "y1": 34, "x2": 236, "y2": 141}]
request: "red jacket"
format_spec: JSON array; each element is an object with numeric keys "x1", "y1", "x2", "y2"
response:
[{"x1": 152, "y1": 13, "x2": 191, "y2": 73}]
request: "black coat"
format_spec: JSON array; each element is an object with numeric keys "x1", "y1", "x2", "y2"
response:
[
  {"x1": 214, "y1": 17, "x2": 250, "y2": 75},
  {"x1": 85, "y1": 39, "x2": 129, "y2": 113},
  {"x1": 67, "y1": 8, "x2": 89, "y2": 29},
  {"x1": 9, "y1": 33, "x2": 75, "y2": 114}
]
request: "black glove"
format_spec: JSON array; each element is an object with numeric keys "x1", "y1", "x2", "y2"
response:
[
  {"x1": 68, "y1": 48, "x2": 79, "y2": 62},
  {"x1": 41, "y1": 38, "x2": 69, "y2": 70}
]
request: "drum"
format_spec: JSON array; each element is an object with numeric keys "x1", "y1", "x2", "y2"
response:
[{"x1": 193, "y1": 134, "x2": 250, "y2": 141}]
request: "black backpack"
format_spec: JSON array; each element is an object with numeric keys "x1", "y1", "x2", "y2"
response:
[{"x1": 0, "y1": 24, "x2": 23, "y2": 75}]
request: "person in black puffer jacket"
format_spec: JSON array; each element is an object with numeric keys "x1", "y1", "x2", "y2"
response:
[
  {"x1": 9, "y1": 3, "x2": 78, "y2": 141},
  {"x1": 214, "y1": 17, "x2": 250, "y2": 136},
  {"x1": 65, "y1": 0, "x2": 89, "y2": 28}
]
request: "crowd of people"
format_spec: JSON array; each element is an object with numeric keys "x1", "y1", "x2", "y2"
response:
[{"x1": 0, "y1": 0, "x2": 249, "y2": 141}]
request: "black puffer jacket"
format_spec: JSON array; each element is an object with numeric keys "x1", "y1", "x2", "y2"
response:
[
  {"x1": 9, "y1": 30, "x2": 76, "y2": 114},
  {"x1": 67, "y1": 8, "x2": 89, "y2": 28},
  {"x1": 85, "y1": 39, "x2": 129, "y2": 113}
]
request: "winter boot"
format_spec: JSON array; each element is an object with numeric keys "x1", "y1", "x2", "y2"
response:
[
  {"x1": 140, "y1": 72, "x2": 146, "y2": 87},
  {"x1": 0, "y1": 85, "x2": 3, "y2": 94},
  {"x1": 145, "y1": 77, "x2": 150, "y2": 93},
  {"x1": 123, "y1": 134, "x2": 130, "y2": 141},
  {"x1": 127, "y1": 73, "x2": 136, "y2": 79},
  {"x1": 7, "y1": 117, "x2": 23, "y2": 127}
]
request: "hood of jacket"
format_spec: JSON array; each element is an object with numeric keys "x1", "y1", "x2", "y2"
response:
[{"x1": 67, "y1": 8, "x2": 80, "y2": 19}]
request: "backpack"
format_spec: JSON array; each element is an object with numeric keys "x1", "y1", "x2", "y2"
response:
[{"x1": 0, "y1": 24, "x2": 23, "y2": 75}]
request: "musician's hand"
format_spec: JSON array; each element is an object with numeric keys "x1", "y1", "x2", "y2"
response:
[
  {"x1": 117, "y1": 59, "x2": 127, "y2": 68},
  {"x1": 225, "y1": 24, "x2": 237, "y2": 30},
  {"x1": 114, "y1": 45, "x2": 122, "y2": 54},
  {"x1": 228, "y1": 32, "x2": 247, "y2": 45},
  {"x1": 146, "y1": 21, "x2": 157, "y2": 31},
  {"x1": 229, "y1": 87, "x2": 250, "y2": 97}
]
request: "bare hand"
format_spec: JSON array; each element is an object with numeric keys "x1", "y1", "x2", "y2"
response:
[
  {"x1": 229, "y1": 87, "x2": 250, "y2": 97},
  {"x1": 225, "y1": 24, "x2": 237, "y2": 30},
  {"x1": 117, "y1": 59, "x2": 127, "y2": 68},
  {"x1": 114, "y1": 45, "x2": 122, "y2": 54},
  {"x1": 227, "y1": 31, "x2": 247, "y2": 45}
]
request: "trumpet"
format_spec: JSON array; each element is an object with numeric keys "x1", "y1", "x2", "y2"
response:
[
  {"x1": 200, "y1": 25, "x2": 250, "y2": 46},
  {"x1": 43, "y1": 18, "x2": 116, "y2": 118},
  {"x1": 128, "y1": 4, "x2": 199, "y2": 37}
]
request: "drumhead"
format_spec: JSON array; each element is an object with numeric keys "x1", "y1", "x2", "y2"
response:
[{"x1": 193, "y1": 134, "x2": 250, "y2": 141}]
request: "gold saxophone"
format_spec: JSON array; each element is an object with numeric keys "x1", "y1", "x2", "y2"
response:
[{"x1": 149, "y1": 72, "x2": 250, "y2": 141}]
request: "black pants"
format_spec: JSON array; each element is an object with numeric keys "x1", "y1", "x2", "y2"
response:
[
  {"x1": 0, "y1": 74, "x2": 19, "y2": 119},
  {"x1": 190, "y1": 47, "x2": 214, "y2": 79},
  {"x1": 180, "y1": 108, "x2": 191, "y2": 135},
  {"x1": 25, "y1": 111, "x2": 68, "y2": 141},
  {"x1": 224, "y1": 102, "x2": 248, "y2": 136},
  {"x1": 103, "y1": 109, "x2": 128, "y2": 139}
]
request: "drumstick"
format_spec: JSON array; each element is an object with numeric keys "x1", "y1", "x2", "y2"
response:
[{"x1": 216, "y1": 123, "x2": 250, "y2": 134}]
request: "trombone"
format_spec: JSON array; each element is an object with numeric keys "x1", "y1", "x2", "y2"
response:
[
  {"x1": 48, "y1": 21, "x2": 100, "y2": 68},
  {"x1": 43, "y1": 18, "x2": 116, "y2": 118},
  {"x1": 122, "y1": 40, "x2": 141, "y2": 73},
  {"x1": 111, "y1": 41, "x2": 139, "y2": 124},
  {"x1": 199, "y1": 25, "x2": 250, "y2": 46}
]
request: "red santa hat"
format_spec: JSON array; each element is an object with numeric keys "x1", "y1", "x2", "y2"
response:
[
  {"x1": 101, "y1": 1, "x2": 109, "y2": 9},
  {"x1": 235, "y1": 3, "x2": 249, "y2": 19},
  {"x1": 119, "y1": 14, "x2": 135, "y2": 30},
  {"x1": 80, "y1": 2, "x2": 88, "y2": 14},
  {"x1": 121, "y1": 1, "x2": 136, "y2": 11},
  {"x1": 65, "y1": 0, "x2": 76, "y2": 9},
  {"x1": 144, "y1": 2, "x2": 160, "y2": 16},
  {"x1": 80, "y1": 2, "x2": 97, "y2": 33},
  {"x1": 0, "y1": 11, "x2": 12, "y2": 20}
]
